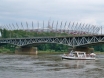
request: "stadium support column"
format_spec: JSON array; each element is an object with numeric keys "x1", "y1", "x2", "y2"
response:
[{"x1": 15, "y1": 46, "x2": 38, "y2": 55}]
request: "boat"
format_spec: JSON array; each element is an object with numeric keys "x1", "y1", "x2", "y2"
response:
[{"x1": 62, "y1": 50, "x2": 96, "y2": 60}]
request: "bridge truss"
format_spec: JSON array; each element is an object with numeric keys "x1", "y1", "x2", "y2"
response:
[{"x1": 0, "y1": 35, "x2": 104, "y2": 47}]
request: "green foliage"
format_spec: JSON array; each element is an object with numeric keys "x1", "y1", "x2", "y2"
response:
[
  {"x1": 1, "y1": 29, "x2": 10, "y2": 38},
  {"x1": 93, "y1": 44, "x2": 104, "y2": 52},
  {"x1": 0, "y1": 47, "x2": 11, "y2": 53},
  {"x1": 0, "y1": 29, "x2": 73, "y2": 38},
  {"x1": 37, "y1": 44, "x2": 69, "y2": 52},
  {"x1": 0, "y1": 44, "x2": 16, "y2": 53}
]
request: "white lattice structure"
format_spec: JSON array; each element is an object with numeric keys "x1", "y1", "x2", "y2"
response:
[{"x1": 2, "y1": 22, "x2": 101, "y2": 35}]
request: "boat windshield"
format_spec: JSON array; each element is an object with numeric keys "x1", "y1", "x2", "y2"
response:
[{"x1": 73, "y1": 52, "x2": 86, "y2": 57}]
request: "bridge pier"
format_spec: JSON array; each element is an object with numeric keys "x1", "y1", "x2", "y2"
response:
[
  {"x1": 69, "y1": 46, "x2": 94, "y2": 54},
  {"x1": 15, "y1": 46, "x2": 38, "y2": 55}
]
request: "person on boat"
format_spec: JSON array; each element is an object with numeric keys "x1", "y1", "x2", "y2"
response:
[
  {"x1": 90, "y1": 52, "x2": 96, "y2": 57},
  {"x1": 68, "y1": 50, "x2": 75, "y2": 56},
  {"x1": 86, "y1": 54, "x2": 90, "y2": 57}
]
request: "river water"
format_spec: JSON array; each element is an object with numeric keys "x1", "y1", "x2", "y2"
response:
[{"x1": 0, "y1": 53, "x2": 104, "y2": 78}]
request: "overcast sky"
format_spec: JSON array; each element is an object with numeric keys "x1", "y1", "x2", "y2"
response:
[{"x1": 0, "y1": 0, "x2": 104, "y2": 32}]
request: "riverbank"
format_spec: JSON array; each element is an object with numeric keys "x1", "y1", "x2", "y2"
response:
[
  {"x1": 0, "y1": 48, "x2": 13, "y2": 54},
  {"x1": 0, "y1": 50, "x2": 104, "y2": 55},
  {"x1": 38, "y1": 51, "x2": 104, "y2": 55},
  {"x1": 38, "y1": 51, "x2": 65, "y2": 54},
  {"x1": 95, "y1": 51, "x2": 104, "y2": 55}
]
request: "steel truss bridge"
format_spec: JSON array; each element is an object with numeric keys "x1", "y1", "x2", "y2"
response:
[
  {"x1": 0, "y1": 35, "x2": 104, "y2": 47},
  {"x1": 0, "y1": 21, "x2": 103, "y2": 47}
]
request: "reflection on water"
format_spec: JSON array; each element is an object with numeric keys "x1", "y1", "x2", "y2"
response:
[
  {"x1": 61, "y1": 60, "x2": 87, "y2": 69},
  {"x1": 0, "y1": 54, "x2": 104, "y2": 78}
]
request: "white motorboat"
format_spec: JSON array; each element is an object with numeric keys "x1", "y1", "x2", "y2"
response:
[{"x1": 62, "y1": 51, "x2": 96, "y2": 60}]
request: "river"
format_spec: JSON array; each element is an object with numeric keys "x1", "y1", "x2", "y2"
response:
[{"x1": 0, "y1": 53, "x2": 104, "y2": 78}]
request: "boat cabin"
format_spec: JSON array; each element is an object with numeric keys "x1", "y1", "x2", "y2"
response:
[{"x1": 72, "y1": 51, "x2": 86, "y2": 58}]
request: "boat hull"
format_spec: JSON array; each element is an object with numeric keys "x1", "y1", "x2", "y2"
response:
[{"x1": 62, "y1": 56, "x2": 96, "y2": 60}]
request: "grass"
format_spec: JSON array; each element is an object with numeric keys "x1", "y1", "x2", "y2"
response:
[
  {"x1": 38, "y1": 51, "x2": 66, "y2": 54},
  {"x1": 95, "y1": 51, "x2": 104, "y2": 55},
  {"x1": 38, "y1": 51, "x2": 104, "y2": 55},
  {"x1": 0, "y1": 47, "x2": 14, "y2": 54}
]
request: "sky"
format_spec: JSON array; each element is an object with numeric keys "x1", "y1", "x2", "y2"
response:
[{"x1": 0, "y1": 0, "x2": 104, "y2": 33}]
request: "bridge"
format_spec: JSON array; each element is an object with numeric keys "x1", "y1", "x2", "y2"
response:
[
  {"x1": 0, "y1": 21, "x2": 103, "y2": 54},
  {"x1": 0, "y1": 35, "x2": 104, "y2": 47}
]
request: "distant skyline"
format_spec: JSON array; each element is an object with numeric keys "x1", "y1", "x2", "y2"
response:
[{"x1": 0, "y1": 0, "x2": 104, "y2": 33}]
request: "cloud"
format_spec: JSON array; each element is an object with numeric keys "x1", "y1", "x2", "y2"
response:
[
  {"x1": 0, "y1": 0, "x2": 104, "y2": 33},
  {"x1": 78, "y1": 17, "x2": 98, "y2": 25}
]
